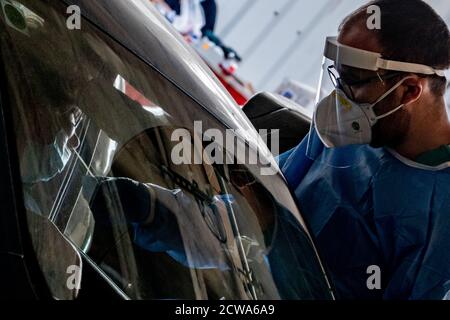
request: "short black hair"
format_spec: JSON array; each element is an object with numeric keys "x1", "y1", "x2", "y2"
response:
[{"x1": 341, "y1": 0, "x2": 450, "y2": 96}]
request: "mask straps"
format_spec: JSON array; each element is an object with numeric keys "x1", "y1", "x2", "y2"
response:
[
  {"x1": 371, "y1": 76, "x2": 414, "y2": 120},
  {"x1": 374, "y1": 103, "x2": 405, "y2": 121}
]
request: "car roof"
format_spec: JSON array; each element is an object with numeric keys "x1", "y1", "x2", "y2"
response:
[{"x1": 61, "y1": 0, "x2": 255, "y2": 136}]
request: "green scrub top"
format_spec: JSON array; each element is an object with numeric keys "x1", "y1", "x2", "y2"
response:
[{"x1": 415, "y1": 145, "x2": 450, "y2": 166}]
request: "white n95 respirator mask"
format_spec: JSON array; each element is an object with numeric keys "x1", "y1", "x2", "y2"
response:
[
  {"x1": 20, "y1": 130, "x2": 73, "y2": 184},
  {"x1": 314, "y1": 77, "x2": 411, "y2": 148}
]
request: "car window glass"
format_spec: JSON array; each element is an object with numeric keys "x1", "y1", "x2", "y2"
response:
[{"x1": 0, "y1": 0, "x2": 332, "y2": 300}]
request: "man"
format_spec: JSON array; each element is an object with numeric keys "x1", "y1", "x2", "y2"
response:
[
  {"x1": 10, "y1": 14, "x2": 83, "y2": 213},
  {"x1": 280, "y1": 0, "x2": 450, "y2": 299},
  {"x1": 2, "y1": 3, "x2": 91, "y2": 298}
]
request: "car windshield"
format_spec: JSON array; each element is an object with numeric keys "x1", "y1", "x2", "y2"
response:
[{"x1": 0, "y1": 0, "x2": 333, "y2": 300}]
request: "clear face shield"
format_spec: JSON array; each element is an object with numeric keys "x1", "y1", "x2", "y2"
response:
[{"x1": 306, "y1": 37, "x2": 447, "y2": 168}]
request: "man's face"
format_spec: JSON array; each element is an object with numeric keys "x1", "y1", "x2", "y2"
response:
[
  {"x1": 30, "y1": 94, "x2": 81, "y2": 150},
  {"x1": 55, "y1": 106, "x2": 82, "y2": 150},
  {"x1": 337, "y1": 26, "x2": 412, "y2": 148},
  {"x1": 19, "y1": 102, "x2": 82, "y2": 185}
]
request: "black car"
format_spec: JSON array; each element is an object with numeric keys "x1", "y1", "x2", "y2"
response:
[{"x1": 0, "y1": 0, "x2": 333, "y2": 300}]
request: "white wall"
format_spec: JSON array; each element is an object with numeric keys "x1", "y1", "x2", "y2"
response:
[{"x1": 215, "y1": 0, "x2": 450, "y2": 92}]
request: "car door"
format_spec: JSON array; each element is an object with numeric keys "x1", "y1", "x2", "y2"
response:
[{"x1": 0, "y1": 0, "x2": 334, "y2": 300}]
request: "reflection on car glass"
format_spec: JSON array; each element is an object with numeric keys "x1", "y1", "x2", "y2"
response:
[
  {"x1": 2, "y1": 0, "x2": 45, "y2": 36},
  {"x1": 113, "y1": 74, "x2": 169, "y2": 118},
  {"x1": 1, "y1": 0, "x2": 333, "y2": 300}
]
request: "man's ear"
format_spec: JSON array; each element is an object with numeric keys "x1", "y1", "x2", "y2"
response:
[{"x1": 401, "y1": 76, "x2": 423, "y2": 106}]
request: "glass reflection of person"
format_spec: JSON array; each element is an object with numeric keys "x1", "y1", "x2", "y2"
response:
[
  {"x1": 6, "y1": 4, "x2": 87, "y2": 214},
  {"x1": 18, "y1": 104, "x2": 82, "y2": 214},
  {"x1": 4, "y1": 5, "x2": 86, "y2": 299},
  {"x1": 89, "y1": 165, "x2": 327, "y2": 299}
]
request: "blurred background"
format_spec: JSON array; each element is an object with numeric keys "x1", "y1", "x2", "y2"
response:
[
  {"x1": 215, "y1": 0, "x2": 450, "y2": 89},
  {"x1": 152, "y1": 0, "x2": 450, "y2": 114}
]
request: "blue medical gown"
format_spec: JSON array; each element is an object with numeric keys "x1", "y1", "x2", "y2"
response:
[{"x1": 279, "y1": 132, "x2": 450, "y2": 300}]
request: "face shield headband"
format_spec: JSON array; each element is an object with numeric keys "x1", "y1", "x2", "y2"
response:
[{"x1": 323, "y1": 36, "x2": 447, "y2": 80}]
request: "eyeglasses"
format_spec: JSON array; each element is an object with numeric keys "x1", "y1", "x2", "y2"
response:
[{"x1": 327, "y1": 65, "x2": 403, "y2": 100}]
